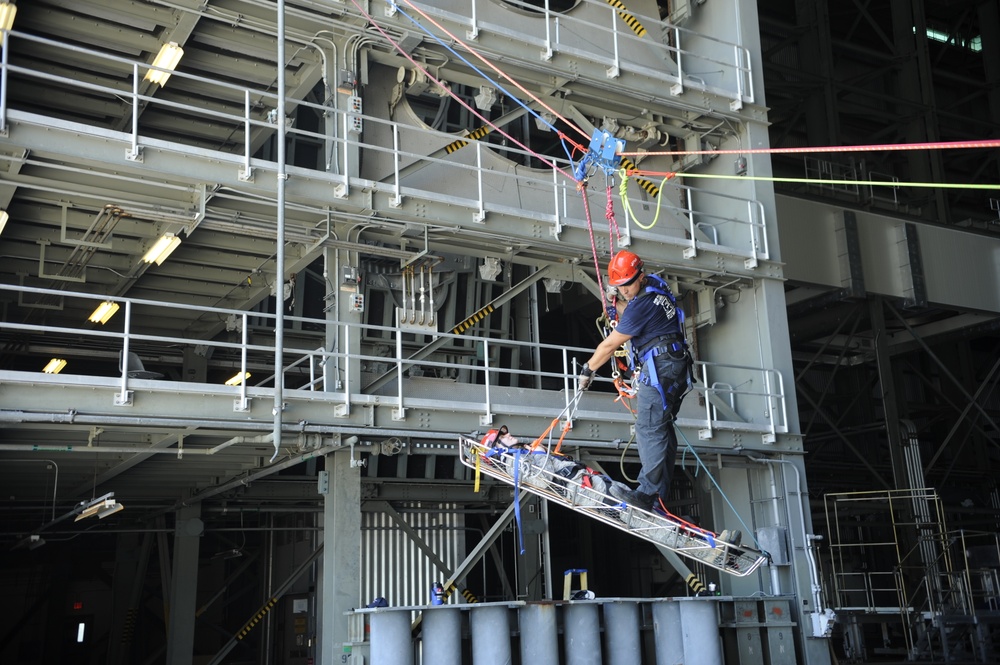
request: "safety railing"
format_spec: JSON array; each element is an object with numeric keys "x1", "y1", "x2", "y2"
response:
[
  {"x1": 0, "y1": 28, "x2": 770, "y2": 269},
  {"x1": 409, "y1": 0, "x2": 755, "y2": 108},
  {"x1": 0, "y1": 284, "x2": 788, "y2": 440}
]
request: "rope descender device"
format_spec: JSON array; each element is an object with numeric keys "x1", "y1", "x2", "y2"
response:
[{"x1": 574, "y1": 128, "x2": 625, "y2": 183}]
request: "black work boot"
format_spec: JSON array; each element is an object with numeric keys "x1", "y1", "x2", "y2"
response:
[{"x1": 610, "y1": 485, "x2": 655, "y2": 511}]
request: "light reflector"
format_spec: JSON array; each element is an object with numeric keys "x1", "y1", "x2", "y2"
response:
[
  {"x1": 43, "y1": 358, "x2": 67, "y2": 374},
  {"x1": 225, "y1": 371, "x2": 251, "y2": 386},
  {"x1": 142, "y1": 233, "x2": 181, "y2": 265},
  {"x1": 0, "y1": 3, "x2": 16, "y2": 47},
  {"x1": 144, "y1": 41, "x2": 184, "y2": 86},
  {"x1": 88, "y1": 301, "x2": 120, "y2": 324}
]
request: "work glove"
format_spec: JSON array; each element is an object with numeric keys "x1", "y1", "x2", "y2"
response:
[{"x1": 578, "y1": 364, "x2": 594, "y2": 392}]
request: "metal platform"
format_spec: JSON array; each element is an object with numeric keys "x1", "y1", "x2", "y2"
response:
[{"x1": 459, "y1": 437, "x2": 768, "y2": 578}]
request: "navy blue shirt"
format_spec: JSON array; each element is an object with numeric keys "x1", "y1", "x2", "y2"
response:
[{"x1": 615, "y1": 278, "x2": 683, "y2": 352}]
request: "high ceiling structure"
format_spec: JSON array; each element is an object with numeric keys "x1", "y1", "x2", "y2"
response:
[{"x1": 1, "y1": 1, "x2": 999, "y2": 663}]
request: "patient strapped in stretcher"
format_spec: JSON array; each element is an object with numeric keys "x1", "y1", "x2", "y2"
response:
[{"x1": 479, "y1": 426, "x2": 630, "y2": 516}]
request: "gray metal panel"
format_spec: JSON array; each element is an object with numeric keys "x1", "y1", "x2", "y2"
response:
[
  {"x1": 778, "y1": 194, "x2": 1000, "y2": 313},
  {"x1": 361, "y1": 506, "x2": 463, "y2": 609}
]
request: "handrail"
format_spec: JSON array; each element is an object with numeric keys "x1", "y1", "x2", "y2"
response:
[
  {"x1": 0, "y1": 28, "x2": 768, "y2": 265},
  {"x1": 0, "y1": 283, "x2": 787, "y2": 439}
]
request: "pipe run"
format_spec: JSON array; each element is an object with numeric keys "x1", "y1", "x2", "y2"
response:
[{"x1": 748, "y1": 454, "x2": 824, "y2": 613}]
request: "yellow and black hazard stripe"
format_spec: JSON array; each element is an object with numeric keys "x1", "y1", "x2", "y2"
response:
[
  {"x1": 620, "y1": 156, "x2": 660, "y2": 198},
  {"x1": 686, "y1": 572, "x2": 706, "y2": 595},
  {"x1": 444, "y1": 126, "x2": 493, "y2": 154},
  {"x1": 605, "y1": 0, "x2": 648, "y2": 38},
  {"x1": 451, "y1": 303, "x2": 495, "y2": 335},
  {"x1": 237, "y1": 597, "x2": 278, "y2": 640},
  {"x1": 442, "y1": 581, "x2": 481, "y2": 603}
]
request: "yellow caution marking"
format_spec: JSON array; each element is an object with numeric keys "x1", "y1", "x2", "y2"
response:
[
  {"x1": 451, "y1": 303, "x2": 495, "y2": 335},
  {"x1": 605, "y1": 0, "x2": 648, "y2": 38},
  {"x1": 686, "y1": 572, "x2": 706, "y2": 594},
  {"x1": 444, "y1": 126, "x2": 492, "y2": 154},
  {"x1": 237, "y1": 597, "x2": 278, "y2": 640},
  {"x1": 620, "y1": 156, "x2": 659, "y2": 197}
]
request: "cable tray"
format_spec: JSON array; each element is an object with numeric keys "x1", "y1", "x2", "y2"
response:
[{"x1": 459, "y1": 436, "x2": 768, "y2": 578}]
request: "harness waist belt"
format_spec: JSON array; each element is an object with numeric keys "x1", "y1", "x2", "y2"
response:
[{"x1": 636, "y1": 334, "x2": 684, "y2": 358}]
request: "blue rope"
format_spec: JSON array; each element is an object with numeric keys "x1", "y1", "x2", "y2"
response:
[
  {"x1": 511, "y1": 449, "x2": 526, "y2": 554},
  {"x1": 389, "y1": 1, "x2": 573, "y2": 166},
  {"x1": 675, "y1": 426, "x2": 764, "y2": 553}
]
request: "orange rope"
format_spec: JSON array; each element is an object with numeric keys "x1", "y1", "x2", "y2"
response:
[{"x1": 529, "y1": 416, "x2": 574, "y2": 454}]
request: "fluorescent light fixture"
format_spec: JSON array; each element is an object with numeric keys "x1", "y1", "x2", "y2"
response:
[
  {"x1": 225, "y1": 371, "x2": 251, "y2": 386},
  {"x1": 142, "y1": 233, "x2": 182, "y2": 265},
  {"x1": 75, "y1": 499, "x2": 114, "y2": 522},
  {"x1": 0, "y1": 209, "x2": 8, "y2": 234},
  {"x1": 43, "y1": 358, "x2": 67, "y2": 374},
  {"x1": 0, "y1": 2, "x2": 16, "y2": 46},
  {"x1": 144, "y1": 41, "x2": 184, "y2": 86},
  {"x1": 97, "y1": 502, "x2": 125, "y2": 519},
  {"x1": 88, "y1": 300, "x2": 120, "y2": 324}
]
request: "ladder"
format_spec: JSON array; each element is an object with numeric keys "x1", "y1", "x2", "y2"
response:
[{"x1": 459, "y1": 436, "x2": 768, "y2": 578}]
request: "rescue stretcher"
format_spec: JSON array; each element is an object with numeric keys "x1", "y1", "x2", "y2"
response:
[{"x1": 459, "y1": 435, "x2": 769, "y2": 578}]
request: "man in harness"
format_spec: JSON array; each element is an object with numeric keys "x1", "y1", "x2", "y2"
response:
[{"x1": 577, "y1": 250, "x2": 693, "y2": 512}]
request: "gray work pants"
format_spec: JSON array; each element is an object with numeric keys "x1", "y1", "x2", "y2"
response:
[{"x1": 634, "y1": 352, "x2": 689, "y2": 499}]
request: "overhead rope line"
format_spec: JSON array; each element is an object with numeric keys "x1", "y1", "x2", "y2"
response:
[
  {"x1": 618, "y1": 168, "x2": 677, "y2": 230},
  {"x1": 619, "y1": 137, "x2": 1000, "y2": 158},
  {"x1": 630, "y1": 170, "x2": 1000, "y2": 190},
  {"x1": 347, "y1": 0, "x2": 574, "y2": 180}
]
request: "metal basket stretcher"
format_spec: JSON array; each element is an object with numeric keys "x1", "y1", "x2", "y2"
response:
[{"x1": 459, "y1": 436, "x2": 768, "y2": 578}]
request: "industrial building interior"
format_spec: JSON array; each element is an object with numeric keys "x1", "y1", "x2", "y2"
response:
[{"x1": 0, "y1": 0, "x2": 998, "y2": 664}]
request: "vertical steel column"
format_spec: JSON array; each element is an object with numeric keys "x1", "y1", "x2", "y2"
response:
[
  {"x1": 564, "y1": 601, "x2": 602, "y2": 664},
  {"x1": 370, "y1": 610, "x2": 413, "y2": 665},
  {"x1": 519, "y1": 603, "x2": 559, "y2": 665},
  {"x1": 682, "y1": 601, "x2": 724, "y2": 665},
  {"x1": 166, "y1": 504, "x2": 203, "y2": 665},
  {"x1": 869, "y1": 297, "x2": 908, "y2": 488},
  {"x1": 603, "y1": 601, "x2": 642, "y2": 665},
  {"x1": 652, "y1": 600, "x2": 682, "y2": 664},
  {"x1": 652, "y1": 600, "x2": 723, "y2": 665},
  {"x1": 470, "y1": 604, "x2": 512, "y2": 664},
  {"x1": 422, "y1": 607, "x2": 463, "y2": 665},
  {"x1": 319, "y1": 448, "x2": 362, "y2": 663}
]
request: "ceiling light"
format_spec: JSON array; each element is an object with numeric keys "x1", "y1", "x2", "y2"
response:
[
  {"x1": 74, "y1": 492, "x2": 117, "y2": 522},
  {"x1": 142, "y1": 233, "x2": 182, "y2": 265},
  {"x1": 97, "y1": 502, "x2": 125, "y2": 519},
  {"x1": 88, "y1": 300, "x2": 120, "y2": 324},
  {"x1": 225, "y1": 371, "x2": 251, "y2": 386},
  {"x1": 43, "y1": 358, "x2": 67, "y2": 374},
  {"x1": 144, "y1": 41, "x2": 184, "y2": 86},
  {"x1": 474, "y1": 85, "x2": 497, "y2": 111},
  {"x1": 0, "y1": 209, "x2": 8, "y2": 234},
  {"x1": 0, "y1": 3, "x2": 16, "y2": 45}
]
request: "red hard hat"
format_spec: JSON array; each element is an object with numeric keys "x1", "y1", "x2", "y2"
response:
[{"x1": 608, "y1": 251, "x2": 643, "y2": 286}]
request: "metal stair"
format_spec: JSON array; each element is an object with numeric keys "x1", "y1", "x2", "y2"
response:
[{"x1": 459, "y1": 437, "x2": 768, "y2": 578}]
